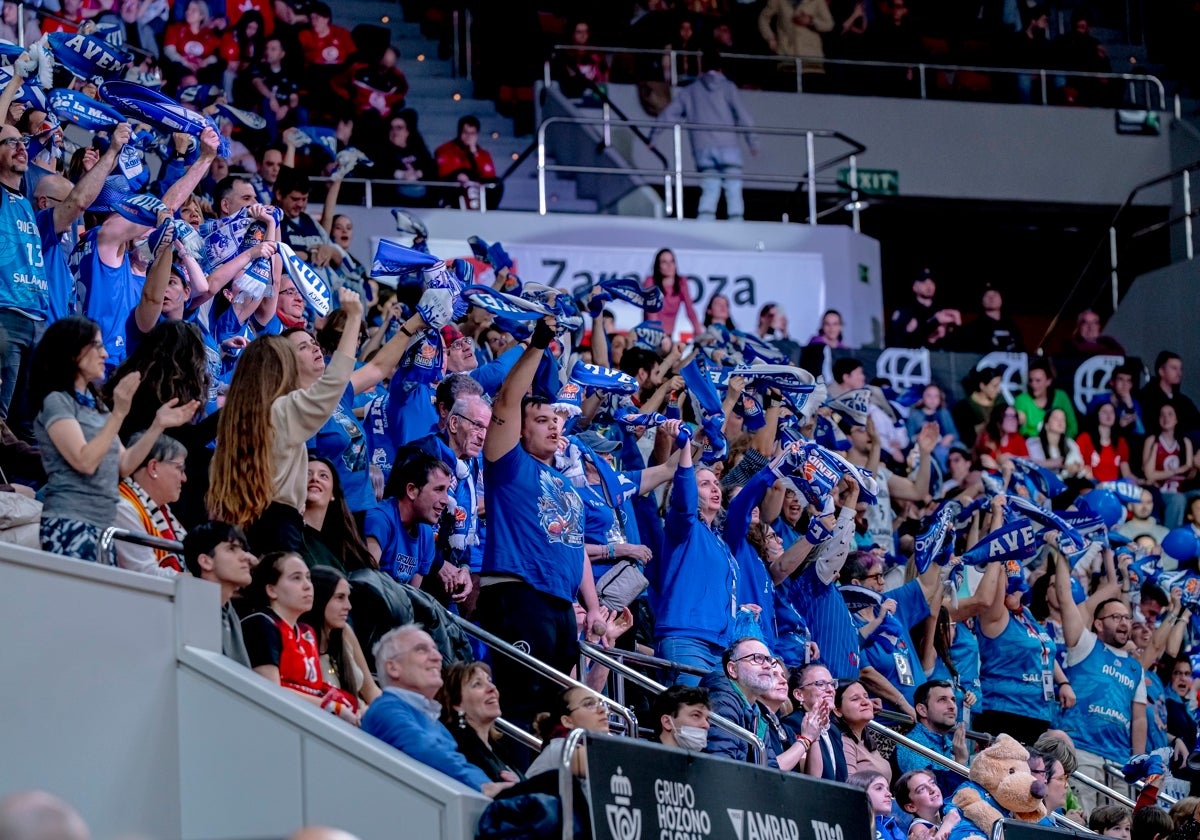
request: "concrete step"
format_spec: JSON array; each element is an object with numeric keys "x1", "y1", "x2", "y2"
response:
[
  {"x1": 398, "y1": 57, "x2": 454, "y2": 79},
  {"x1": 406, "y1": 76, "x2": 473, "y2": 99}
]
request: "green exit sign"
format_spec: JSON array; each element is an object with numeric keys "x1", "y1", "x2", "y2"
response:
[{"x1": 839, "y1": 168, "x2": 899, "y2": 196}]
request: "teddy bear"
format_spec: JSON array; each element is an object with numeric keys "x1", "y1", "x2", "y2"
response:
[{"x1": 950, "y1": 734, "x2": 1047, "y2": 839}]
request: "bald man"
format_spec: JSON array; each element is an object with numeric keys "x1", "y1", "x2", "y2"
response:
[{"x1": 0, "y1": 790, "x2": 90, "y2": 840}]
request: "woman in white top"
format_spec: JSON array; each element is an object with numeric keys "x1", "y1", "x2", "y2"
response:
[{"x1": 1026, "y1": 407, "x2": 1085, "y2": 478}]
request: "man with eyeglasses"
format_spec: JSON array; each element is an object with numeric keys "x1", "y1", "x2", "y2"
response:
[
  {"x1": 1052, "y1": 541, "x2": 1146, "y2": 812},
  {"x1": 410, "y1": 393, "x2": 492, "y2": 618},
  {"x1": 894, "y1": 680, "x2": 968, "y2": 796},
  {"x1": 699, "y1": 636, "x2": 781, "y2": 766},
  {"x1": 361, "y1": 624, "x2": 514, "y2": 798}
]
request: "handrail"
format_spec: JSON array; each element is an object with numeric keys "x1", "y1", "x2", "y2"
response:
[
  {"x1": 495, "y1": 716, "x2": 543, "y2": 752},
  {"x1": 536, "y1": 113, "x2": 865, "y2": 223},
  {"x1": 866, "y1": 721, "x2": 1093, "y2": 833},
  {"x1": 449, "y1": 616, "x2": 639, "y2": 739},
  {"x1": 548, "y1": 45, "x2": 1167, "y2": 110},
  {"x1": 581, "y1": 645, "x2": 709, "y2": 677},
  {"x1": 559, "y1": 727, "x2": 589, "y2": 840},
  {"x1": 96, "y1": 527, "x2": 184, "y2": 569},
  {"x1": 1037, "y1": 158, "x2": 1200, "y2": 351},
  {"x1": 310, "y1": 176, "x2": 497, "y2": 212},
  {"x1": 1069, "y1": 770, "x2": 1136, "y2": 809},
  {"x1": 1105, "y1": 762, "x2": 1178, "y2": 806},
  {"x1": 580, "y1": 641, "x2": 768, "y2": 766}
]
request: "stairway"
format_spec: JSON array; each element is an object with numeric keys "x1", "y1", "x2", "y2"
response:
[{"x1": 326, "y1": 1, "x2": 598, "y2": 213}]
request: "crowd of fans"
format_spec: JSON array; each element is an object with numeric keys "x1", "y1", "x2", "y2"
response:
[
  {"x1": 4, "y1": 2, "x2": 1200, "y2": 837},
  {"x1": 548, "y1": 0, "x2": 1123, "y2": 106}
]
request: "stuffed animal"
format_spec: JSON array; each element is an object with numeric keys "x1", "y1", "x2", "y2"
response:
[{"x1": 951, "y1": 734, "x2": 1047, "y2": 838}]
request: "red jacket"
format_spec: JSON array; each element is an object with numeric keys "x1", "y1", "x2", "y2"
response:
[{"x1": 434, "y1": 140, "x2": 496, "y2": 181}]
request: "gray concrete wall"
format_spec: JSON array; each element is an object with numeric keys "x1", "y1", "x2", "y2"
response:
[
  {"x1": 602, "y1": 84, "x2": 1174, "y2": 206},
  {"x1": 1106, "y1": 258, "x2": 1200, "y2": 382}
]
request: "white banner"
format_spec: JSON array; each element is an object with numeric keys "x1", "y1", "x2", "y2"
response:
[{"x1": 425, "y1": 239, "x2": 826, "y2": 341}]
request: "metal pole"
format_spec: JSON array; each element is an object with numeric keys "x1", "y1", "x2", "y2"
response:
[
  {"x1": 602, "y1": 102, "x2": 611, "y2": 149},
  {"x1": 495, "y1": 717, "x2": 543, "y2": 751},
  {"x1": 664, "y1": 175, "x2": 673, "y2": 217},
  {"x1": 364, "y1": 179, "x2": 372, "y2": 210},
  {"x1": 806, "y1": 130, "x2": 817, "y2": 226},
  {"x1": 1039, "y1": 69, "x2": 1047, "y2": 105},
  {"x1": 1071, "y1": 771, "x2": 1136, "y2": 809},
  {"x1": 478, "y1": 183, "x2": 487, "y2": 214},
  {"x1": 672, "y1": 122, "x2": 684, "y2": 220},
  {"x1": 537, "y1": 123, "x2": 548, "y2": 215},
  {"x1": 918, "y1": 63, "x2": 927, "y2": 99},
  {"x1": 849, "y1": 153, "x2": 860, "y2": 233},
  {"x1": 796, "y1": 58, "x2": 803, "y2": 93},
  {"x1": 16, "y1": 2, "x2": 23, "y2": 48},
  {"x1": 543, "y1": 60, "x2": 551, "y2": 90},
  {"x1": 464, "y1": 7, "x2": 473, "y2": 83},
  {"x1": 1185, "y1": 170, "x2": 1194, "y2": 261},
  {"x1": 1109, "y1": 226, "x2": 1119, "y2": 312},
  {"x1": 451, "y1": 10, "x2": 459, "y2": 79},
  {"x1": 560, "y1": 728, "x2": 589, "y2": 840},
  {"x1": 669, "y1": 49, "x2": 678, "y2": 88}
]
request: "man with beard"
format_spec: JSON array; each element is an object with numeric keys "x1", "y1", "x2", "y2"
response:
[{"x1": 700, "y1": 636, "x2": 780, "y2": 766}]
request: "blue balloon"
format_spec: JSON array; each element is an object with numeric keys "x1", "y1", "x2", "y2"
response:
[
  {"x1": 1162, "y1": 528, "x2": 1200, "y2": 562},
  {"x1": 1077, "y1": 489, "x2": 1124, "y2": 528}
]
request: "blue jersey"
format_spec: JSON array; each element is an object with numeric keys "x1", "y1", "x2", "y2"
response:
[
  {"x1": 36, "y1": 207, "x2": 75, "y2": 322},
  {"x1": 772, "y1": 583, "x2": 811, "y2": 668},
  {"x1": 774, "y1": 516, "x2": 802, "y2": 552},
  {"x1": 648, "y1": 465, "x2": 737, "y2": 646},
  {"x1": 71, "y1": 228, "x2": 140, "y2": 365},
  {"x1": 948, "y1": 616, "x2": 983, "y2": 710},
  {"x1": 787, "y1": 566, "x2": 861, "y2": 681},
  {"x1": 363, "y1": 500, "x2": 435, "y2": 584},
  {"x1": 1059, "y1": 630, "x2": 1145, "y2": 761},
  {"x1": 482, "y1": 445, "x2": 585, "y2": 604},
  {"x1": 1144, "y1": 669, "x2": 1170, "y2": 753},
  {"x1": 0, "y1": 185, "x2": 47, "y2": 318},
  {"x1": 854, "y1": 580, "x2": 929, "y2": 708},
  {"x1": 977, "y1": 608, "x2": 1057, "y2": 722},
  {"x1": 725, "y1": 467, "x2": 778, "y2": 649},
  {"x1": 364, "y1": 391, "x2": 396, "y2": 482},
  {"x1": 308, "y1": 384, "x2": 373, "y2": 513}
]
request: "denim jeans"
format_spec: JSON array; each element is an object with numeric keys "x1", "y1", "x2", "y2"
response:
[
  {"x1": 694, "y1": 146, "x2": 745, "y2": 220},
  {"x1": 0, "y1": 308, "x2": 44, "y2": 437},
  {"x1": 656, "y1": 636, "x2": 724, "y2": 686}
]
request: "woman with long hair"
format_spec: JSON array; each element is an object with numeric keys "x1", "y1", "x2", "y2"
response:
[
  {"x1": 644, "y1": 248, "x2": 700, "y2": 337},
  {"x1": 303, "y1": 456, "x2": 374, "y2": 572},
  {"x1": 808, "y1": 309, "x2": 845, "y2": 348},
  {"x1": 951, "y1": 367, "x2": 1002, "y2": 449},
  {"x1": 283, "y1": 302, "x2": 424, "y2": 517},
  {"x1": 1144, "y1": 404, "x2": 1197, "y2": 529},
  {"x1": 526, "y1": 686, "x2": 611, "y2": 777},
  {"x1": 974, "y1": 402, "x2": 1028, "y2": 469},
  {"x1": 240, "y1": 552, "x2": 361, "y2": 724},
  {"x1": 1026, "y1": 407, "x2": 1085, "y2": 480},
  {"x1": 847, "y1": 770, "x2": 904, "y2": 840},
  {"x1": 220, "y1": 10, "x2": 265, "y2": 103},
  {"x1": 437, "y1": 662, "x2": 525, "y2": 784},
  {"x1": 835, "y1": 681, "x2": 891, "y2": 782},
  {"x1": 703, "y1": 292, "x2": 735, "y2": 330},
  {"x1": 1014, "y1": 358, "x2": 1077, "y2": 439},
  {"x1": 207, "y1": 288, "x2": 362, "y2": 555},
  {"x1": 31, "y1": 316, "x2": 198, "y2": 561},
  {"x1": 300, "y1": 566, "x2": 380, "y2": 710},
  {"x1": 1077, "y1": 402, "x2": 1133, "y2": 484}
]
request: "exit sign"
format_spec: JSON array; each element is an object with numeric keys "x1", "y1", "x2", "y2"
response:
[{"x1": 839, "y1": 168, "x2": 899, "y2": 196}]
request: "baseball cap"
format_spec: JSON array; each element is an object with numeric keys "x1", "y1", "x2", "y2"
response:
[
  {"x1": 440, "y1": 324, "x2": 465, "y2": 345},
  {"x1": 576, "y1": 430, "x2": 621, "y2": 454}
]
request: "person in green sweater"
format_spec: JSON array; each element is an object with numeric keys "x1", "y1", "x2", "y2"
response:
[{"x1": 1014, "y1": 358, "x2": 1077, "y2": 439}]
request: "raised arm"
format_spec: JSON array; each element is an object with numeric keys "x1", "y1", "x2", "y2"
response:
[
  {"x1": 132, "y1": 219, "x2": 176, "y2": 334},
  {"x1": 1051, "y1": 538, "x2": 1085, "y2": 649},
  {"x1": 889, "y1": 422, "x2": 938, "y2": 502},
  {"x1": 483, "y1": 315, "x2": 553, "y2": 462},
  {"x1": 54, "y1": 123, "x2": 130, "y2": 234},
  {"x1": 350, "y1": 313, "x2": 427, "y2": 394}
]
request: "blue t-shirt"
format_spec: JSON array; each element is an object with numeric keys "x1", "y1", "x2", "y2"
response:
[
  {"x1": 482, "y1": 444, "x2": 585, "y2": 604},
  {"x1": 854, "y1": 579, "x2": 930, "y2": 707},
  {"x1": 977, "y1": 608, "x2": 1057, "y2": 722},
  {"x1": 1144, "y1": 669, "x2": 1171, "y2": 753},
  {"x1": 35, "y1": 207, "x2": 75, "y2": 323},
  {"x1": 308, "y1": 384, "x2": 373, "y2": 513},
  {"x1": 363, "y1": 500, "x2": 435, "y2": 584},
  {"x1": 786, "y1": 567, "x2": 860, "y2": 681},
  {"x1": 1059, "y1": 629, "x2": 1145, "y2": 761},
  {"x1": 0, "y1": 184, "x2": 48, "y2": 318},
  {"x1": 71, "y1": 227, "x2": 140, "y2": 365}
]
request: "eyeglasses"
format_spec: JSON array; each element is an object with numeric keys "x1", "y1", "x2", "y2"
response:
[
  {"x1": 87, "y1": 339, "x2": 105, "y2": 350},
  {"x1": 1098, "y1": 612, "x2": 1132, "y2": 623},
  {"x1": 800, "y1": 679, "x2": 838, "y2": 690},
  {"x1": 450, "y1": 337, "x2": 474, "y2": 351},
  {"x1": 0, "y1": 136, "x2": 27, "y2": 149},
  {"x1": 732, "y1": 652, "x2": 773, "y2": 667},
  {"x1": 1173, "y1": 670, "x2": 1193, "y2": 677},
  {"x1": 452, "y1": 413, "x2": 488, "y2": 434},
  {"x1": 160, "y1": 459, "x2": 186, "y2": 473},
  {"x1": 861, "y1": 572, "x2": 886, "y2": 583},
  {"x1": 279, "y1": 287, "x2": 301, "y2": 297},
  {"x1": 568, "y1": 696, "x2": 606, "y2": 712}
]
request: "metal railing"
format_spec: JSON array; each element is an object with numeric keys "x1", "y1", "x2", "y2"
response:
[
  {"x1": 580, "y1": 642, "x2": 768, "y2": 766},
  {"x1": 866, "y1": 721, "x2": 1095, "y2": 833},
  {"x1": 1037, "y1": 159, "x2": 1200, "y2": 351},
  {"x1": 311, "y1": 176, "x2": 497, "y2": 212},
  {"x1": 495, "y1": 717, "x2": 543, "y2": 752},
  {"x1": 559, "y1": 727, "x2": 589, "y2": 840},
  {"x1": 536, "y1": 113, "x2": 866, "y2": 226},
  {"x1": 449, "y1": 616, "x2": 639, "y2": 739},
  {"x1": 96, "y1": 528, "x2": 184, "y2": 569},
  {"x1": 1106, "y1": 762, "x2": 1178, "y2": 806},
  {"x1": 580, "y1": 645, "x2": 706, "y2": 709},
  {"x1": 546, "y1": 45, "x2": 1167, "y2": 111}
]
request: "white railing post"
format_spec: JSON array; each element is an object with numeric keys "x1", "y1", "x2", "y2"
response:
[
  {"x1": 1184, "y1": 170, "x2": 1194, "y2": 261},
  {"x1": 672, "y1": 123, "x2": 684, "y2": 219},
  {"x1": 1109, "y1": 226, "x2": 1119, "y2": 311},
  {"x1": 537, "y1": 122, "x2": 548, "y2": 216},
  {"x1": 918, "y1": 63, "x2": 927, "y2": 98},
  {"x1": 849, "y1": 153, "x2": 860, "y2": 233},
  {"x1": 806, "y1": 131, "x2": 817, "y2": 225}
]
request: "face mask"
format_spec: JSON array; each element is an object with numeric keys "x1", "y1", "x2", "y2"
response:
[{"x1": 674, "y1": 725, "x2": 708, "y2": 751}]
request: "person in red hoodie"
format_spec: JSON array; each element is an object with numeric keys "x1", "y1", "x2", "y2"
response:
[
  {"x1": 434, "y1": 116, "x2": 501, "y2": 210},
  {"x1": 298, "y1": 2, "x2": 354, "y2": 69}
]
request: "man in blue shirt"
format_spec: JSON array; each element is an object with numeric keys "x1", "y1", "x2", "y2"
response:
[
  {"x1": 364, "y1": 451, "x2": 449, "y2": 586},
  {"x1": 477, "y1": 312, "x2": 603, "y2": 728},
  {"x1": 362, "y1": 625, "x2": 513, "y2": 797},
  {"x1": 895, "y1": 680, "x2": 968, "y2": 796}
]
